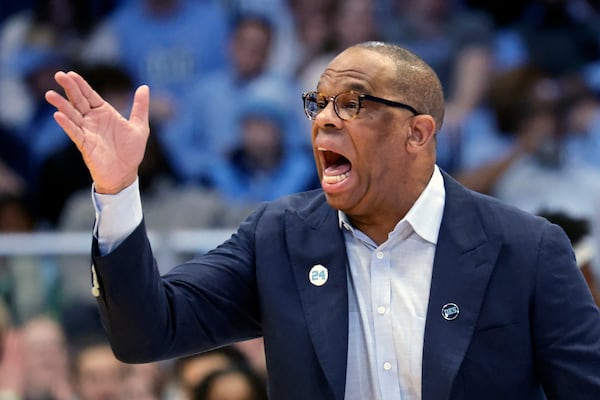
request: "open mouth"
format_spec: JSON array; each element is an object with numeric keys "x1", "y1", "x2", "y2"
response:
[{"x1": 320, "y1": 148, "x2": 351, "y2": 184}]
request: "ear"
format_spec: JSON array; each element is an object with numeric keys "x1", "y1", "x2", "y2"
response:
[{"x1": 406, "y1": 115, "x2": 436, "y2": 153}]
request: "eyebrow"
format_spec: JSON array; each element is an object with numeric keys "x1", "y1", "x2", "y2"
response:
[{"x1": 346, "y1": 82, "x2": 370, "y2": 93}]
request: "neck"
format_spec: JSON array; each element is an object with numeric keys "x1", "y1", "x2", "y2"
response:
[{"x1": 348, "y1": 165, "x2": 434, "y2": 245}]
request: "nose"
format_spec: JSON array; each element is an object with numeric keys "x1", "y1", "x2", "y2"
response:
[{"x1": 315, "y1": 100, "x2": 342, "y2": 129}]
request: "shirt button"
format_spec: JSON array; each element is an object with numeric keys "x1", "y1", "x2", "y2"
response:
[
  {"x1": 383, "y1": 362, "x2": 392, "y2": 371},
  {"x1": 377, "y1": 306, "x2": 386, "y2": 315},
  {"x1": 376, "y1": 251, "x2": 384, "y2": 259}
]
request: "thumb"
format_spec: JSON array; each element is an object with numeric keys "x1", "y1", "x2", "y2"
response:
[{"x1": 129, "y1": 85, "x2": 150, "y2": 129}]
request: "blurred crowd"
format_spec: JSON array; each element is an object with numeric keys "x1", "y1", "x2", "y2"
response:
[
  {"x1": 1, "y1": 0, "x2": 600, "y2": 398},
  {"x1": 0, "y1": 303, "x2": 269, "y2": 400}
]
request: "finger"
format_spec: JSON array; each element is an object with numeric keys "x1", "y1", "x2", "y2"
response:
[
  {"x1": 54, "y1": 71, "x2": 92, "y2": 115},
  {"x1": 129, "y1": 85, "x2": 150, "y2": 129},
  {"x1": 68, "y1": 71, "x2": 105, "y2": 109},
  {"x1": 52, "y1": 111, "x2": 85, "y2": 149},
  {"x1": 45, "y1": 90, "x2": 84, "y2": 127}
]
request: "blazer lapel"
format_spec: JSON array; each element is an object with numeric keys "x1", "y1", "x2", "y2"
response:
[
  {"x1": 422, "y1": 174, "x2": 502, "y2": 400},
  {"x1": 285, "y1": 198, "x2": 349, "y2": 400}
]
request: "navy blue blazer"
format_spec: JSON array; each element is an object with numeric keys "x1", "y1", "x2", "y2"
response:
[{"x1": 92, "y1": 173, "x2": 600, "y2": 400}]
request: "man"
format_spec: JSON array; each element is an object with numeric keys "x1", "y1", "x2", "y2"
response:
[
  {"x1": 72, "y1": 337, "x2": 129, "y2": 400},
  {"x1": 45, "y1": 42, "x2": 600, "y2": 400}
]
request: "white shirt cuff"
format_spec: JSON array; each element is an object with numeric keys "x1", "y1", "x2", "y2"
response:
[{"x1": 92, "y1": 178, "x2": 143, "y2": 255}]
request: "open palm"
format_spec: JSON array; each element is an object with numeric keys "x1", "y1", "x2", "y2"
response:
[{"x1": 45, "y1": 71, "x2": 150, "y2": 194}]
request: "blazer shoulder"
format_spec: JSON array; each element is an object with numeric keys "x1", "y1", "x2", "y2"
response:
[
  {"x1": 443, "y1": 172, "x2": 554, "y2": 243},
  {"x1": 237, "y1": 189, "x2": 331, "y2": 239}
]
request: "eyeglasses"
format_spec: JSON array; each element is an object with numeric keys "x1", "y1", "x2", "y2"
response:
[{"x1": 302, "y1": 90, "x2": 420, "y2": 121}]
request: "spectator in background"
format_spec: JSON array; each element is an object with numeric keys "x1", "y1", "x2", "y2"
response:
[
  {"x1": 484, "y1": 69, "x2": 600, "y2": 223},
  {"x1": 71, "y1": 337, "x2": 129, "y2": 400},
  {"x1": 439, "y1": 65, "x2": 554, "y2": 194},
  {"x1": 160, "y1": 13, "x2": 306, "y2": 186},
  {"x1": 539, "y1": 211, "x2": 600, "y2": 307},
  {"x1": 172, "y1": 347, "x2": 251, "y2": 400},
  {"x1": 21, "y1": 316, "x2": 74, "y2": 400},
  {"x1": 221, "y1": 0, "x2": 298, "y2": 76},
  {"x1": 120, "y1": 363, "x2": 166, "y2": 400},
  {"x1": 192, "y1": 366, "x2": 268, "y2": 400},
  {"x1": 82, "y1": 0, "x2": 229, "y2": 124},
  {"x1": 2, "y1": 44, "x2": 71, "y2": 199},
  {"x1": 210, "y1": 96, "x2": 317, "y2": 206},
  {"x1": 441, "y1": 64, "x2": 600, "y2": 271},
  {"x1": 287, "y1": 0, "x2": 336, "y2": 80},
  {"x1": 438, "y1": 65, "x2": 600, "y2": 199},
  {"x1": 297, "y1": 0, "x2": 381, "y2": 92}
]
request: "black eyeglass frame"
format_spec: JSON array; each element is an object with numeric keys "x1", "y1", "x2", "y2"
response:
[{"x1": 302, "y1": 90, "x2": 420, "y2": 121}]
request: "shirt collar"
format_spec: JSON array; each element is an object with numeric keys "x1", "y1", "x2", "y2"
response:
[
  {"x1": 403, "y1": 165, "x2": 445, "y2": 244},
  {"x1": 338, "y1": 165, "x2": 446, "y2": 245}
]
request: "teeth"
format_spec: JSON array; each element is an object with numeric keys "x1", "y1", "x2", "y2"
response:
[{"x1": 323, "y1": 172, "x2": 350, "y2": 184}]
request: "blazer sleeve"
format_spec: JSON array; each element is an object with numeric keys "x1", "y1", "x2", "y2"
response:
[
  {"x1": 91, "y1": 205, "x2": 267, "y2": 363},
  {"x1": 533, "y1": 223, "x2": 600, "y2": 399}
]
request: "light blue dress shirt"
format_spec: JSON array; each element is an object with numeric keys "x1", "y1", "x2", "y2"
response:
[{"x1": 341, "y1": 166, "x2": 445, "y2": 400}]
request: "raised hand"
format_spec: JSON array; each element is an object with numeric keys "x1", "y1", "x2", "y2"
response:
[{"x1": 45, "y1": 71, "x2": 150, "y2": 194}]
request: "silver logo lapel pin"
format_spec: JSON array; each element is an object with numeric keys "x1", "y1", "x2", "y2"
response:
[{"x1": 441, "y1": 303, "x2": 459, "y2": 321}]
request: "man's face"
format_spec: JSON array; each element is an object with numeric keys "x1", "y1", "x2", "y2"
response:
[
  {"x1": 311, "y1": 47, "x2": 414, "y2": 217},
  {"x1": 23, "y1": 319, "x2": 70, "y2": 395},
  {"x1": 231, "y1": 21, "x2": 271, "y2": 79},
  {"x1": 241, "y1": 117, "x2": 282, "y2": 168},
  {"x1": 76, "y1": 345, "x2": 126, "y2": 400}
]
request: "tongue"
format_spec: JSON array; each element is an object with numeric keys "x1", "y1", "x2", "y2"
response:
[{"x1": 324, "y1": 162, "x2": 351, "y2": 176}]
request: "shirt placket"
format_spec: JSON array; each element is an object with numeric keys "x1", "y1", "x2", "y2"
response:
[{"x1": 371, "y1": 247, "x2": 402, "y2": 399}]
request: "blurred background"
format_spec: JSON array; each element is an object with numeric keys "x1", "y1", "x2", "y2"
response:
[{"x1": 0, "y1": 0, "x2": 599, "y2": 399}]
